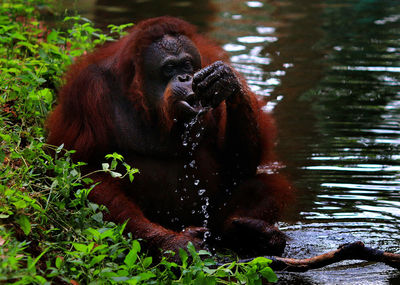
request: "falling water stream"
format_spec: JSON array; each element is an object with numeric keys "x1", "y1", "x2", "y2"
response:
[
  {"x1": 180, "y1": 114, "x2": 210, "y2": 242},
  {"x1": 58, "y1": 0, "x2": 400, "y2": 283}
]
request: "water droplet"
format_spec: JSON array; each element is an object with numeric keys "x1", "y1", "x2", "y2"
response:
[
  {"x1": 194, "y1": 180, "x2": 200, "y2": 186},
  {"x1": 191, "y1": 210, "x2": 196, "y2": 214},
  {"x1": 198, "y1": 189, "x2": 206, "y2": 195}
]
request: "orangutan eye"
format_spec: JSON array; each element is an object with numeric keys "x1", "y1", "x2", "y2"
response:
[
  {"x1": 164, "y1": 64, "x2": 174, "y2": 73},
  {"x1": 162, "y1": 63, "x2": 175, "y2": 78},
  {"x1": 183, "y1": 60, "x2": 193, "y2": 72}
]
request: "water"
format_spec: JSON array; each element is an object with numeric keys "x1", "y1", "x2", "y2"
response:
[
  {"x1": 180, "y1": 116, "x2": 210, "y2": 241},
  {"x1": 60, "y1": 0, "x2": 400, "y2": 283}
]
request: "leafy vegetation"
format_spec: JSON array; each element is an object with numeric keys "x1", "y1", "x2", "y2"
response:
[{"x1": 0, "y1": 0, "x2": 277, "y2": 283}]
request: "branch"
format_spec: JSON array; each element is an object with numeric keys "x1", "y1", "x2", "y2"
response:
[{"x1": 239, "y1": 241, "x2": 400, "y2": 272}]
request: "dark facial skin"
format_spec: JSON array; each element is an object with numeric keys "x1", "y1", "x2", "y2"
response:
[
  {"x1": 142, "y1": 35, "x2": 244, "y2": 119},
  {"x1": 142, "y1": 35, "x2": 202, "y2": 113}
]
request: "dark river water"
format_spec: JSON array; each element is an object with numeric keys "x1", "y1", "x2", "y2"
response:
[{"x1": 60, "y1": 0, "x2": 400, "y2": 283}]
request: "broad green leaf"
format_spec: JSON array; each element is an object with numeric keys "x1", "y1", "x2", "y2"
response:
[
  {"x1": 132, "y1": 240, "x2": 141, "y2": 253},
  {"x1": 179, "y1": 248, "x2": 188, "y2": 268},
  {"x1": 249, "y1": 256, "x2": 272, "y2": 266},
  {"x1": 260, "y1": 267, "x2": 278, "y2": 283},
  {"x1": 55, "y1": 256, "x2": 63, "y2": 269},
  {"x1": 124, "y1": 248, "x2": 138, "y2": 267},
  {"x1": 89, "y1": 255, "x2": 107, "y2": 267},
  {"x1": 13, "y1": 199, "x2": 27, "y2": 209},
  {"x1": 72, "y1": 243, "x2": 87, "y2": 252},
  {"x1": 142, "y1": 256, "x2": 152, "y2": 268},
  {"x1": 138, "y1": 272, "x2": 156, "y2": 281},
  {"x1": 16, "y1": 214, "x2": 31, "y2": 235}
]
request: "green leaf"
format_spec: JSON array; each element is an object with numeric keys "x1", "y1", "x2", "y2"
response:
[
  {"x1": 92, "y1": 244, "x2": 107, "y2": 254},
  {"x1": 82, "y1": 178, "x2": 93, "y2": 184},
  {"x1": 111, "y1": 159, "x2": 117, "y2": 170},
  {"x1": 56, "y1": 144, "x2": 64, "y2": 153},
  {"x1": 11, "y1": 32, "x2": 26, "y2": 40},
  {"x1": 249, "y1": 256, "x2": 272, "y2": 266},
  {"x1": 138, "y1": 272, "x2": 156, "y2": 281},
  {"x1": 179, "y1": 248, "x2": 188, "y2": 268},
  {"x1": 259, "y1": 267, "x2": 278, "y2": 283},
  {"x1": 36, "y1": 88, "x2": 53, "y2": 104},
  {"x1": 110, "y1": 171, "x2": 122, "y2": 178},
  {"x1": 90, "y1": 255, "x2": 107, "y2": 267},
  {"x1": 72, "y1": 243, "x2": 87, "y2": 253},
  {"x1": 112, "y1": 276, "x2": 130, "y2": 282},
  {"x1": 70, "y1": 169, "x2": 79, "y2": 177},
  {"x1": 16, "y1": 215, "x2": 31, "y2": 235},
  {"x1": 105, "y1": 153, "x2": 124, "y2": 161},
  {"x1": 132, "y1": 240, "x2": 141, "y2": 253},
  {"x1": 187, "y1": 242, "x2": 197, "y2": 259},
  {"x1": 142, "y1": 256, "x2": 152, "y2": 268},
  {"x1": 129, "y1": 172, "x2": 134, "y2": 182},
  {"x1": 35, "y1": 275, "x2": 47, "y2": 283},
  {"x1": 87, "y1": 242, "x2": 95, "y2": 252},
  {"x1": 13, "y1": 199, "x2": 27, "y2": 210},
  {"x1": 198, "y1": 250, "x2": 212, "y2": 256},
  {"x1": 55, "y1": 256, "x2": 63, "y2": 269},
  {"x1": 99, "y1": 228, "x2": 114, "y2": 240},
  {"x1": 126, "y1": 278, "x2": 139, "y2": 285},
  {"x1": 124, "y1": 248, "x2": 138, "y2": 267},
  {"x1": 91, "y1": 212, "x2": 103, "y2": 223},
  {"x1": 47, "y1": 30, "x2": 59, "y2": 42}
]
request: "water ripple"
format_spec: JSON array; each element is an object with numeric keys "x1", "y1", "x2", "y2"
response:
[
  {"x1": 305, "y1": 164, "x2": 400, "y2": 172},
  {"x1": 321, "y1": 183, "x2": 400, "y2": 191}
]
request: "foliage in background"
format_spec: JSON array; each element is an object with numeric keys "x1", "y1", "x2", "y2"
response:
[{"x1": 0, "y1": 0, "x2": 277, "y2": 283}]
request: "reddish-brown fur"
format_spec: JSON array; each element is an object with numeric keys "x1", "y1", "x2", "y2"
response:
[{"x1": 47, "y1": 16, "x2": 292, "y2": 257}]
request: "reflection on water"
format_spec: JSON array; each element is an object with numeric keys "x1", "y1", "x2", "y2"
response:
[
  {"x1": 60, "y1": 0, "x2": 400, "y2": 283},
  {"x1": 213, "y1": 2, "x2": 399, "y2": 283}
]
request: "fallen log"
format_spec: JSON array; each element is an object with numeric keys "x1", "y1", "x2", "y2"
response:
[{"x1": 237, "y1": 241, "x2": 400, "y2": 272}]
